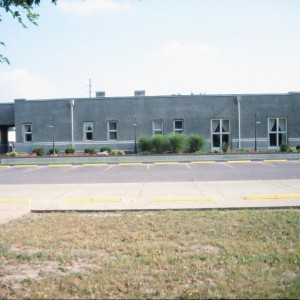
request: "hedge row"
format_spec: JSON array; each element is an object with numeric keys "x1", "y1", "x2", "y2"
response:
[{"x1": 138, "y1": 134, "x2": 205, "y2": 154}]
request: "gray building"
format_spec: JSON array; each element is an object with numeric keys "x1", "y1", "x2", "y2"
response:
[{"x1": 0, "y1": 91, "x2": 300, "y2": 154}]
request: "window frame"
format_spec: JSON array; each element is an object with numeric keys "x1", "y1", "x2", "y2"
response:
[
  {"x1": 268, "y1": 117, "x2": 287, "y2": 149},
  {"x1": 211, "y1": 119, "x2": 230, "y2": 150},
  {"x1": 108, "y1": 120, "x2": 118, "y2": 140},
  {"x1": 174, "y1": 119, "x2": 184, "y2": 134},
  {"x1": 23, "y1": 123, "x2": 33, "y2": 143},
  {"x1": 83, "y1": 121, "x2": 94, "y2": 141},
  {"x1": 153, "y1": 119, "x2": 163, "y2": 135}
]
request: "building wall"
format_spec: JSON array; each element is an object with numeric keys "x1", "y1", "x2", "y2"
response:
[{"x1": 13, "y1": 93, "x2": 300, "y2": 154}]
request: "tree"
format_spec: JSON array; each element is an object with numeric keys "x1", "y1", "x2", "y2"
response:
[{"x1": 0, "y1": 0, "x2": 57, "y2": 64}]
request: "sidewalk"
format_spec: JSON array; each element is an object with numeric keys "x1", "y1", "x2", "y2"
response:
[{"x1": 1, "y1": 179, "x2": 300, "y2": 224}]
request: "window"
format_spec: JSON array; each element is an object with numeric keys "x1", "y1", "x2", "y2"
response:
[
  {"x1": 153, "y1": 120, "x2": 163, "y2": 135},
  {"x1": 83, "y1": 122, "x2": 93, "y2": 141},
  {"x1": 211, "y1": 119, "x2": 230, "y2": 149},
  {"x1": 108, "y1": 121, "x2": 118, "y2": 140},
  {"x1": 174, "y1": 120, "x2": 184, "y2": 134},
  {"x1": 268, "y1": 118, "x2": 287, "y2": 148},
  {"x1": 23, "y1": 124, "x2": 32, "y2": 142}
]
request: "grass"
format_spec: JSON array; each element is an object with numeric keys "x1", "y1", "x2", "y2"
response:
[{"x1": 0, "y1": 209, "x2": 299, "y2": 299}]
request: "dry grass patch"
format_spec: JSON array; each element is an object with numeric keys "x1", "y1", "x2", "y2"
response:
[{"x1": 0, "y1": 210, "x2": 299, "y2": 299}]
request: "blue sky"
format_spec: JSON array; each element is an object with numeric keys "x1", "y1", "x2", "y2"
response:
[{"x1": 0, "y1": 0, "x2": 299, "y2": 102}]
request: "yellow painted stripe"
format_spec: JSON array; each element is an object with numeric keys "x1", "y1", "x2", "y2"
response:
[
  {"x1": 64, "y1": 198, "x2": 122, "y2": 203},
  {"x1": 83, "y1": 163, "x2": 107, "y2": 167},
  {"x1": 154, "y1": 162, "x2": 179, "y2": 165},
  {"x1": 48, "y1": 164, "x2": 72, "y2": 167},
  {"x1": 263, "y1": 159, "x2": 287, "y2": 163},
  {"x1": 227, "y1": 160, "x2": 251, "y2": 163},
  {"x1": 0, "y1": 165, "x2": 9, "y2": 168},
  {"x1": 153, "y1": 196, "x2": 213, "y2": 202},
  {"x1": 191, "y1": 161, "x2": 215, "y2": 164},
  {"x1": 118, "y1": 163, "x2": 143, "y2": 166},
  {"x1": 15, "y1": 165, "x2": 37, "y2": 168},
  {"x1": 245, "y1": 194, "x2": 300, "y2": 200},
  {"x1": 0, "y1": 199, "x2": 31, "y2": 203}
]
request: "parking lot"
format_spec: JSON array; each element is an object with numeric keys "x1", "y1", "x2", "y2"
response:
[
  {"x1": 0, "y1": 160, "x2": 300, "y2": 223},
  {"x1": 0, "y1": 159, "x2": 300, "y2": 184}
]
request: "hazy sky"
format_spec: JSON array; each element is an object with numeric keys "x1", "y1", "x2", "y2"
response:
[{"x1": 0, "y1": 0, "x2": 299, "y2": 102}]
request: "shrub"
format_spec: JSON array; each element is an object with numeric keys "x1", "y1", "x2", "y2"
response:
[
  {"x1": 32, "y1": 146, "x2": 45, "y2": 156},
  {"x1": 100, "y1": 146, "x2": 112, "y2": 153},
  {"x1": 84, "y1": 147, "x2": 96, "y2": 155},
  {"x1": 65, "y1": 147, "x2": 76, "y2": 154},
  {"x1": 168, "y1": 134, "x2": 186, "y2": 153},
  {"x1": 152, "y1": 134, "x2": 167, "y2": 154},
  {"x1": 280, "y1": 143, "x2": 288, "y2": 152},
  {"x1": 49, "y1": 148, "x2": 59, "y2": 155},
  {"x1": 296, "y1": 145, "x2": 300, "y2": 151},
  {"x1": 111, "y1": 149, "x2": 125, "y2": 155},
  {"x1": 6, "y1": 151, "x2": 20, "y2": 158},
  {"x1": 187, "y1": 135, "x2": 205, "y2": 153},
  {"x1": 140, "y1": 151, "x2": 153, "y2": 155},
  {"x1": 138, "y1": 136, "x2": 153, "y2": 152},
  {"x1": 222, "y1": 142, "x2": 229, "y2": 153}
]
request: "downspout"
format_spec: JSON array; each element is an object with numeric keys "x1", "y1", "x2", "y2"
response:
[
  {"x1": 70, "y1": 100, "x2": 75, "y2": 148},
  {"x1": 236, "y1": 96, "x2": 241, "y2": 149}
]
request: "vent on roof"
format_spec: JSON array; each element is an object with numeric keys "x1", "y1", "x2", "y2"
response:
[
  {"x1": 134, "y1": 90, "x2": 145, "y2": 97},
  {"x1": 95, "y1": 91, "x2": 105, "y2": 97}
]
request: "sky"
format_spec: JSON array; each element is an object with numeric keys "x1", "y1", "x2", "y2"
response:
[{"x1": 0, "y1": 0, "x2": 300, "y2": 102}]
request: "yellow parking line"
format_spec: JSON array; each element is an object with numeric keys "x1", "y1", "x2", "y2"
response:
[
  {"x1": 0, "y1": 199, "x2": 31, "y2": 203},
  {"x1": 154, "y1": 162, "x2": 179, "y2": 165},
  {"x1": 227, "y1": 160, "x2": 251, "y2": 163},
  {"x1": 263, "y1": 159, "x2": 287, "y2": 163},
  {"x1": 64, "y1": 198, "x2": 122, "y2": 203},
  {"x1": 15, "y1": 165, "x2": 37, "y2": 168},
  {"x1": 118, "y1": 163, "x2": 143, "y2": 166},
  {"x1": 191, "y1": 161, "x2": 215, "y2": 164},
  {"x1": 48, "y1": 164, "x2": 72, "y2": 167},
  {"x1": 153, "y1": 196, "x2": 213, "y2": 202},
  {"x1": 245, "y1": 194, "x2": 300, "y2": 200},
  {"x1": 83, "y1": 163, "x2": 107, "y2": 167},
  {"x1": 0, "y1": 165, "x2": 9, "y2": 168}
]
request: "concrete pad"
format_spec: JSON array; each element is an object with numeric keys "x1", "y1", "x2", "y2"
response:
[{"x1": 0, "y1": 180, "x2": 299, "y2": 224}]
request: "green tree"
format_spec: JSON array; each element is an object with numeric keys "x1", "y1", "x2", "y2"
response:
[{"x1": 0, "y1": 0, "x2": 57, "y2": 64}]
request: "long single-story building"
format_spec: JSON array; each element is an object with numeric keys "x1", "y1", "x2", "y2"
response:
[{"x1": 0, "y1": 91, "x2": 299, "y2": 154}]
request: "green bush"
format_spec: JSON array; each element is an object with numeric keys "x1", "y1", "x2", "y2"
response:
[
  {"x1": 140, "y1": 151, "x2": 153, "y2": 155},
  {"x1": 152, "y1": 134, "x2": 167, "y2": 154},
  {"x1": 6, "y1": 151, "x2": 20, "y2": 158},
  {"x1": 65, "y1": 147, "x2": 76, "y2": 154},
  {"x1": 138, "y1": 135, "x2": 153, "y2": 152},
  {"x1": 280, "y1": 143, "x2": 288, "y2": 152},
  {"x1": 187, "y1": 135, "x2": 205, "y2": 153},
  {"x1": 32, "y1": 146, "x2": 45, "y2": 156},
  {"x1": 222, "y1": 142, "x2": 229, "y2": 153},
  {"x1": 111, "y1": 149, "x2": 125, "y2": 155},
  {"x1": 296, "y1": 145, "x2": 300, "y2": 151},
  {"x1": 84, "y1": 147, "x2": 96, "y2": 155},
  {"x1": 100, "y1": 146, "x2": 112, "y2": 153},
  {"x1": 168, "y1": 134, "x2": 186, "y2": 153},
  {"x1": 49, "y1": 148, "x2": 59, "y2": 155}
]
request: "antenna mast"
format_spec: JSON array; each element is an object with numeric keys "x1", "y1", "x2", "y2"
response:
[{"x1": 88, "y1": 78, "x2": 92, "y2": 98}]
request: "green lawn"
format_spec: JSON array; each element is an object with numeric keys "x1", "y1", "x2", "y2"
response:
[{"x1": 0, "y1": 209, "x2": 299, "y2": 299}]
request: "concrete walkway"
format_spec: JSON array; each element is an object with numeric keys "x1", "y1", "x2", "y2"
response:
[{"x1": 1, "y1": 179, "x2": 300, "y2": 224}]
